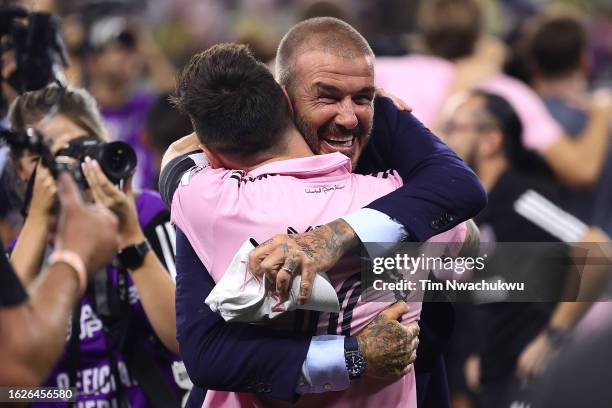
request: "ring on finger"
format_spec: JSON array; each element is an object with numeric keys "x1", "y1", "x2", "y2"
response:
[{"x1": 281, "y1": 261, "x2": 298, "y2": 275}]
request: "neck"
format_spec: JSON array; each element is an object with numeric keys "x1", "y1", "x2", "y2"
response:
[
  {"x1": 533, "y1": 71, "x2": 587, "y2": 99},
  {"x1": 477, "y1": 155, "x2": 508, "y2": 193},
  {"x1": 241, "y1": 126, "x2": 314, "y2": 172}
]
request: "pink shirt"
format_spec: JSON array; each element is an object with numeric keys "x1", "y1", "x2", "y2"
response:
[
  {"x1": 172, "y1": 152, "x2": 464, "y2": 408},
  {"x1": 376, "y1": 54, "x2": 562, "y2": 152}
]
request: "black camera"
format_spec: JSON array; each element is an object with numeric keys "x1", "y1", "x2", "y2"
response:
[
  {"x1": 0, "y1": 127, "x2": 136, "y2": 188},
  {"x1": 0, "y1": 5, "x2": 69, "y2": 115},
  {"x1": 55, "y1": 135, "x2": 137, "y2": 189}
]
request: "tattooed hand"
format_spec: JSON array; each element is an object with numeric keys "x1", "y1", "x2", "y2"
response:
[
  {"x1": 357, "y1": 301, "x2": 419, "y2": 380},
  {"x1": 248, "y1": 219, "x2": 358, "y2": 303}
]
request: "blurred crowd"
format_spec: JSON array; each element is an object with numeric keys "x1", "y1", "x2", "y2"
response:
[{"x1": 2, "y1": 0, "x2": 612, "y2": 407}]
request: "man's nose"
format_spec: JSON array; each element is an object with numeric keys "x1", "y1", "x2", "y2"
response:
[{"x1": 335, "y1": 98, "x2": 358, "y2": 130}]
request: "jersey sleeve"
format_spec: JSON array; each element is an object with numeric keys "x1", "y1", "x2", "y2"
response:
[{"x1": 158, "y1": 151, "x2": 208, "y2": 209}]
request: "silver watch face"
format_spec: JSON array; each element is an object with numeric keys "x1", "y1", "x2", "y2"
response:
[{"x1": 346, "y1": 350, "x2": 366, "y2": 377}]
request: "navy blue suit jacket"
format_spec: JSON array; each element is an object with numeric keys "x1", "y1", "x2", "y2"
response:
[{"x1": 173, "y1": 98, "x2": 486, "y2": 406}]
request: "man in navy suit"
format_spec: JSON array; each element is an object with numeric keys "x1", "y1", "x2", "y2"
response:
[{"x1": 160, "y1": 17, "x2": 486, "y2": 408}]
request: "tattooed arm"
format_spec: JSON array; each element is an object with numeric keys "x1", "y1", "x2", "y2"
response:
[
  {"x1": 249, "y1": 219, "x2": 357, "y2": 303},
  {"x1": 356, "y1": 302, "x2": 420, "y2": 380}
]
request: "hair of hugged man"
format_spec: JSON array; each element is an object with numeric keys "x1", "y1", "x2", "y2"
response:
[
  {"x1": 173, "y1": 43, "x2": 292, "y2": 164},
  {"x1": 275, "y1": 17, "x2": 374, "y2": 91}
]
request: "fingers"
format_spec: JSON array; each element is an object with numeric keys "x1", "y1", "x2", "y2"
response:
[
  {"x1": 297, "y1": 261, "x2": 316, "y2": 304},
  {"x1": 380, "y1": 301, "x2": 410, "y2": 321},
  {"x1": 276, "y1": 257, "x2": 299, "y2": 299},
  {"x1": 375, "y1": 87, "x2": 412, "y2": 112},
  {"x1": 82, "y1": 158, "x2": 105, "y2": 205},
  {"x1": 275, "y1": 269, "x2": 292, "y2": 299},
  {"x1": 123, "y1": 175, "x2": 134, "y2": 195},
  {"x1": 248, "y1": 238, "x2": 276, "y2": 276},
  {"x1": 400, "y1": 363, "x2": 413, "y2": 376},
  {"x1": 259, "y1": 247, "x2": 288, "y2": 282},
  {"x1": 36, "y1": 164, "x2": 57, "y2": 197},
  {"x1": 82, "y1": 157, "x2": 122, "y2": 207},
  {"x1": 406, "y1": 321, "x2": 420, "y2": 338},
  {"x1": 56, "y1": 172, "x2": 82, "y2": 210}
]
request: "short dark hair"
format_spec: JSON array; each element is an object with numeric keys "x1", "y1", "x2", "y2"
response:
[
  {"x1": 173, "y1": 43, "x2": 291, "y2": 163},
  {"x1": 527, "y1": 16, "x2": 586, "y2": 79},
  {"x1": 418, "y1": 0, "x2": 481, "y2": 60},
  {"x1": 276, "y1": 17, "x2": 373, "y2": 89}
]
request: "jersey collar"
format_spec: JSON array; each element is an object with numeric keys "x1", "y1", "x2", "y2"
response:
[{"x1": 246, "y1": 152, "x2": 352, "y2": 177}]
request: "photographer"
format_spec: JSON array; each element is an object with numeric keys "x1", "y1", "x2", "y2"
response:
[
  {"x1": 7, "y1": 84, "x2": 185, "y2": 407},
  {"x1": 0, "y1": 171, "x2": 120, "y2": 386}
]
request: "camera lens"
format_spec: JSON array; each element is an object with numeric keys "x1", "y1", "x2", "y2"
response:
[{"x1": 98, "y1": 141, "x2": 136, "y2": 183}]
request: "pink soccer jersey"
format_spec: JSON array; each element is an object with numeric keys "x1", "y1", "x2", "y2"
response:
[{"x1": 171, "y1": 152, "x2": 465, "y2": 408}]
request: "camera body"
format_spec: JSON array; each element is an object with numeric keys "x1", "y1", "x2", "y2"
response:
[
  {"x1": 0, "y1": 6, "x2": 69, "y2": 90},
  {"x1": 0, "y1": 127, "x2": 137, "y2": 189},
  {"x1": 55, "y1": 135, "x2": 137, "y2": 189}
]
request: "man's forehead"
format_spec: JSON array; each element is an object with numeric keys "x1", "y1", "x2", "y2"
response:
[{"x1": 293, "y1": 50, "x2": 374, "y2": 89}]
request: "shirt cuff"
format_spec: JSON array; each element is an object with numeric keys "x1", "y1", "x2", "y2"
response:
[
  {"x1": 342, "y1": 208, "x2": 408, "y2": 258},
  {"x1": 296, "y1": 335, "x2": 349, "y2": 394}
]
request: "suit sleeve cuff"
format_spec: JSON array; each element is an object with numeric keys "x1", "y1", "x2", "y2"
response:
[
  {"x1": 296, "y1": 335, "x2": 349, "y2": 394},
  {"x1": 342, "y1": 208, "x2": 408, "y2": 258}
]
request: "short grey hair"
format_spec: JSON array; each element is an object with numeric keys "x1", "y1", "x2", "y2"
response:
[{"x1": 275, "y1": 17, "x2": 374, "y2": 89}]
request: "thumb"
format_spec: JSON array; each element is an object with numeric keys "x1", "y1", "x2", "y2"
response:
[
  {"x1": 380, "y1": 301, "x2": 409, "y2": 321},
  {"x1": 123, "y1": 175, "x2": 134, "y2": 195},
  {"x1": 56, "y1": 172, "x2": 83, "y2": 209}
]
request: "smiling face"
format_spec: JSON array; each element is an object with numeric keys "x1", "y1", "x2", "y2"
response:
[{"x1": 286, "y1": 50, "x2": 375, "y2": 167}]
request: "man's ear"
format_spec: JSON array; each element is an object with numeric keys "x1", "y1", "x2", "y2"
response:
[
  {"x1": 281, "y1": 85, "x2": 295, "y2": 118},
  {"x1": 199, "y1": 144, "x2": 224, "y2": 169}
]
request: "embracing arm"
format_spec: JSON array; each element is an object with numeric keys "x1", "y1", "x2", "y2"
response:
[
  {"x1": 250, "y1": 98, "x2": 486, "y2": 301},
  {"x1": 357, "y1": 97, "x2": 486, "y2": 242}
]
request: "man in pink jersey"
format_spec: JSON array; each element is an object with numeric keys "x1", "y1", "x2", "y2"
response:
[{"x1": 171, "y1": 43, "x2": 468, "y2": 407}]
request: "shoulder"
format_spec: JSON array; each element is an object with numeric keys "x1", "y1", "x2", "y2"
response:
[
  {"x1": 373, "y1": 97, "x2": 423, "y2": 132},
  {"x1": 159, "y1": 151, "x2": 208, "y2": 208},
  {"x1": 354, "y1": 168, "x2": 403, "y2": 191}
]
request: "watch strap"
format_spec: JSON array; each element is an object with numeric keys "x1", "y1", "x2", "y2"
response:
[
  {"x1": 344, "y1": 335, "x2": 359, "y2": 352},
  {"x1": 117, "y1": 240, "x2": 151, "y2": 269}
]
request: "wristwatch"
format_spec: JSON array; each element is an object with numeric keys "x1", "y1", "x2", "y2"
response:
[
  {"x1": 116, "y1": 240, "x2": 151, "y2": 269},
  {"x1": 543, "y1": 325, "x2": 566, "y2": 348},
  {"x1": 344, "y1": 336, "x2": 366, "y2": 379}
]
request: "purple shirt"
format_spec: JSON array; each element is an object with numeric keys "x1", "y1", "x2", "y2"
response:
[{"x1": 35, "y1": 191, "x2": 183, "y2": 408}]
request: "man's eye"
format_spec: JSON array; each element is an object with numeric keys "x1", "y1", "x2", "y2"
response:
[
  {"x1": 354, "y1": 96, "x2": 373, "y2": 105},
  {"x1": 318, "y1": 96, "x2": 338, "y2": 103}
]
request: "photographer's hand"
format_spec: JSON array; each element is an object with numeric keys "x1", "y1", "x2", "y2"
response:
[
  {"x1": 82, "y1": 156, "x2": 144, "y2": 247},
  {"x1": 54, "y1": 172, "x2": 120, "y2": 276},
  {"x1": 10, "y1": 161, "x2": 57, "y2": 285},
  {"x1": 30, "y1": 160, "x2": 57, "y2": 219},
  {"x1": 82, "y1": 157, "x2": 179, "y2": 352}
]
